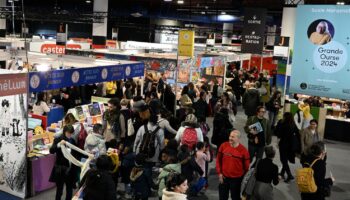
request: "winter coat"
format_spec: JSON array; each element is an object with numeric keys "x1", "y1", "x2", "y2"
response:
[
  {"x1": 84, "y1": 133, "x2": 106, "y2": 156},
  {"x1": 193, "y1": 99, "x2": 209, "y2": 120},
  {"x1": 300, "y1": 127, "x2": 321, "y2": 154},
  {"x1": 81, "y1": 169, "x2": 117, "y2": 200},
  {"x1": 158, "y1": 163, "x2": 181, "y2": 197},
  {"x1": 212, "y1": 111, "x2": 233, "y2": 148},
  {"x1": 275, "y1": 120, "x2": 300, "y2": 163},
  {"x1": 242, "y1": 88, "x2": 260, "y2": 117},
  {"x1": 130, "y1": 167, "x2": 153, "y2": 198},
  {"x1": 49, "y1": 135, "x2": 79, "y2": 183},
  {"x1": 244, "y1": 116, "x2": 272, "y2": 146},
  {"x1": 301, "y1": 155, "x2": 333, "y2": 200},
  {"x1": 162, "y1": 189, "x2": 187, "y2": 200}
]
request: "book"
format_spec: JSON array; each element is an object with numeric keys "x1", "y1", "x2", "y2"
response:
[{"x1": 248, "y1": 122, "x2": 263, "y2": 133}]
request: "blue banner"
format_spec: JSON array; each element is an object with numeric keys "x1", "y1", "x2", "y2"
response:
[
  {"x1": 291, "y1": 5, "x2": 350, "y2": 100},
  {"x1": 29, "y1": 63, "x2": 144, "y2": 92}
]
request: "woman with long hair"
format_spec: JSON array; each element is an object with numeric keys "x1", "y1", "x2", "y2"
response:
[
  {"x1": 32, "y1": 92, "x2": 50, "y2": 115},
  {"x1": 266, "y1": 90, "x2": 282, "y2": 129},
  {"x1": 275, "y1": 112, "x2": 301, "y2": 182}
]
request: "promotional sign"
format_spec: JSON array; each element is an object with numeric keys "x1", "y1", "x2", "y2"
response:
[
  {"x1": 29, "y1": 63, "x2": 144, "y2": 92},
  {"x1": 206, "y1": 33, "x2": 215, "y2": 47},
  {"x1": 273, "y1": 36, "x2": 290, "y2": 58},
  {"x1": 241, "y1": 8, "x2": 267, "y2": 54},
  {"x1": 0, "y1": 73, "x2": 27, "y2": 198},
  {"x1": 30, "y1": 41, "x2": 90, "y2": 54},
  {"x1": 291, "y1": 5, "x2": 350, "y2": 100},
  {"x1": 56, "y1": 23, "x2": 67, "y2": 45},
  {"x1": 160, "y1": 33, "x2": 178, "y2": 44},
  {"x1": 178, "y1": 30, "x2": 195, "y2": 57}
]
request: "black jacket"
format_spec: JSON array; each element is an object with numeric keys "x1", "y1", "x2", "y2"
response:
[
  {"x1": 276, "y1": 120, "x2": 301, "y2": 163},
  {"x1": 193, "y1": 99, "x2": 209, "y2": 120},
  {"x1": 81, "y1": 169, "x2": 117, "y2": 200},
  {"x1": 49, "y1": 135, "x2": 79, "y2": 183},
  {"x1": 212, "y1": 111, "x2": 233, "y2": 147},
  {"x1": 301, "y1": 155, "x2": 333, "y2": 200},
  {"x1": 242, "y1": 89, "x2": 260, "y2": 117}
]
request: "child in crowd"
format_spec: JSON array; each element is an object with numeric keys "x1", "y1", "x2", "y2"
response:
[
  {"x1": 192, "y1": 142, "x2": 211, "y2": 195},
  {"x1": 130, "y1": 153, "x2": 153, "y2": 200},
  {"x1": 158, "y1": 152, "x2": 181, "y2": 200},
  {"x1": 177, "y1": 145, "x2": 203, "y2": 196}
]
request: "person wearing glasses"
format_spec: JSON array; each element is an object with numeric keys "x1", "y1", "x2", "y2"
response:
[
  {"x1": 244, "y1": 106, "x2": 272, "y2": 162},
  {"x1": 300, "y1": 119, "x2": 321, "y2": 156}
]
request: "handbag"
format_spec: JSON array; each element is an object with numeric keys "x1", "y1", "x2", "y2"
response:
[
  {"x1": 243, "y1": 160, "x2": 260, "y2": 196},
  {"x1": 127, "y1": 118, "x2": 135, "y2": 136}
]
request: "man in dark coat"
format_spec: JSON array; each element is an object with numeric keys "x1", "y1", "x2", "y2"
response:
[{"x1": 242, "y1": 82, "x2": 260, "y2": 118}]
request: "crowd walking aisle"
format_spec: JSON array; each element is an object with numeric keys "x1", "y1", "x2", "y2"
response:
[{"x1": 28, "y1": 108, "x2": 350, "y2": 200}]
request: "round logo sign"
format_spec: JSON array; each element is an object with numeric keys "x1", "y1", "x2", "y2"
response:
[
  {"x1": 71, "y1": 71, "x2": 80, "y2": 83},
  {"x1": 101, "y1": 68, "x2": 108, "y2": 79},
  {"x1": 183, "y1": 33, "x2": 189, "y2": 40},
  {"x1": 125, "y1": 66, "x2": 131, "y2": 76},
  {"x1": 30, "y1": 74, "x2": 40, "y2": 89}
]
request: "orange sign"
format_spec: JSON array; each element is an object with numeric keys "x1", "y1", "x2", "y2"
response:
[
  {"x1": 0, "y1": 73, "x2": 27, "y2": 97},
  {"x1": 40, "y1": 44, "x2": 82, "y2": 54}
]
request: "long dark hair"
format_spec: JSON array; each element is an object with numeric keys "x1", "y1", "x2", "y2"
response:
[
  {"x1": 35, "y1": 93, "x2": 45, "y2": 106},
  {"x1": 181, "y1": 86, "x2": 189, "y2": 96},
  {"x1": 271, "y1": 90, "x2": 281, "y2": 101},
  {"x1": 282, "y1": 112, "x2": 296, "y2": 127},
  {"x1": 166, "y1": 173, "x2": 187, "y2": 192}
]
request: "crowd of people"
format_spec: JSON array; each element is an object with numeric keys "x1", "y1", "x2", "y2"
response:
[{"x1": 45, "y1": 68, "x2": 335, "y2": 200}]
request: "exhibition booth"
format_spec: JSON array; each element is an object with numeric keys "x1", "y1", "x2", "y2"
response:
[{"x1": 0, "y1": 50, "x2": 145, "y2": 199}]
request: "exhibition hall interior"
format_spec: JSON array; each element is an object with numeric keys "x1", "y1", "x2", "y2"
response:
[{"x1": 0, "y1": 0, "x2": 350, "y2": 199}]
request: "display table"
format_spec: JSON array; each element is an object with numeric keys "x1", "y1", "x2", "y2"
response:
[
  {"x1": 47, "y1": 106, "x2": 65, "y2": 125},
  {"x1": 324, "y1": 117, "x2": 350, "y2": 142},
  {"x1": 27, "y1": 154, "x2": 56, "y2": 197}
]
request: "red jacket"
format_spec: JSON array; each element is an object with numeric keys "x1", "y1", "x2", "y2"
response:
[{"x1": 216, "y1": 142, "x2": 250, "y2": 178}]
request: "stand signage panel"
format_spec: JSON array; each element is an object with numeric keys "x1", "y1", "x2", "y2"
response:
[
  {"x1": 0, "y1": 73, "x2": 27, "y2": 198},
  {"x1": 178, "y1": 30, "x2": 195, "y2": 57},
  {"x1": 29, "y1": 63, "x2": 144, "y2": 92},
  {"x1": 291, "y1": 5, "x2": 350, "y2": 100},
  {"x1": 241, "y1": 8, "x2": 267, "y2": 54}
]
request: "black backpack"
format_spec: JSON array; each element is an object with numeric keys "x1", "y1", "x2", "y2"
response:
[{"x1": 139, "y1": 124, "x2": 161, "y2": 159}]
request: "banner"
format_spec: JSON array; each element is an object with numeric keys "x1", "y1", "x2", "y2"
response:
[
  {"x1": 29, "y1": 63, "x2": 144, "y2": 92},
  {"x1": 56, "y1": 23, "x2": 67, "y2": 46},
  {"x1": 178, "y1": 30, "x2": 195, "y2": 57},
  {"x1": 241, "y1": 8, "x2": 267, "y2": 54},
  {"x1": 0, "y1": 73, "x2": 27, "y2": 198},
  {"x1": 291, "y1": 5, "x2": 350, "y2": 100}
]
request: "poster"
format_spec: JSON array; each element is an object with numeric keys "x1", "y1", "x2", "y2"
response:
[
  {"x1": 241, "y1": 8, "x2": 267, "y2": 54},
  {"x1": 178, "y1": 30, "x2": 195, "y2": 57},
  {"x1": 0, "y1": 74, "x2": 27, "y2": 198},
  {"x1": 291, "y1": 5, "x2": 350, "y2": 100}
]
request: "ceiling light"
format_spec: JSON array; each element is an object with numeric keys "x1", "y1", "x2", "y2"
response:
[
  {"x1": 86, "y1": 0, "x2": 91, "y2": 3},
  {"x1": 217, "y1": 14, "x2": 236, "y2": 21},
  {"x1": 337, "y1": 1, "x2": 345, "y2": 5},
  {"x1": 221, "y1": 11, "x2": 226, "y2": 15},
  {"x1": 164, "y1": 0, "x2": 172, "y2": 1},
  {"x1": 177, "y1": 0, "x2": 184, "y2": 4},
  {"x1": 201, "y1": 11, "x2": 205, "y2": 14}
]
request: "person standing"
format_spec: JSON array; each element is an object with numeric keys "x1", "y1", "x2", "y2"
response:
[
  {"x1": 84, "y1": 123, "x2": 106, "y2": 157},
  {"x1": 275, "y1": 112, "x2": 300, "y2": 183},
  {"x1": 300, "y1": 142, "x2": 334, "y2": 200},
  {"x1": 244, "y1": 106, "x2": 272, "y2": 162},
  {"x1": 162, "y1": 174, "x2": 189, "y2": 200},
  {"x1": 242, "y1": 83, "x2": 260, "y2": 118},
  {"x1": 49, "y1": 125, "x2": 78, "y2": 200},
  {"x1": 251, "y1": 146, "x2": 279, "y2": 200},
  {"x1": 266, "y1": 91, "x2": 282, "y2": 129},
  {"x1": 300, "y1": 119, "x2": 321, "y2": 155},
  {"x1": 216, "y1": 130, "x2": 250, "y2": 200},
  {"x1": 299, "y1": 99, "x2": 312, "y2": 129},
  {"x1": 32, "y1": 92, "x2": 50, "y2": 115},
  {"x1": 102, "y1": 98, "x2": 121, "y2": 147},
  {"x1": 193, "y1": 91, "x2": 209, "y2": 121},
  {"x1": 212, "y1": 108, "x2": 234, "y2": 150}
]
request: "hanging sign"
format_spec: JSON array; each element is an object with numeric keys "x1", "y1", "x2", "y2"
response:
[
  {"x1": 178, "y1": 30, "x2": 195, "y2": 57},
  {"x1": 241, "y1": 8, "x2": 267, "y2": 54}
]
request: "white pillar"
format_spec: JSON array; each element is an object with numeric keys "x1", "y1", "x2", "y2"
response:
[
  {"x1": 281, "y1": 7, "x2": 297, "y2": 51},
  {"x1": 222, "y1": 23, "x2": 233, "y2": 45},
  {"x1": 92, "y1": 0, "x2": 108, "y2": 48},
  {"x1": 0, "y1": 0, "x2": 6, "y2": 30}
]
